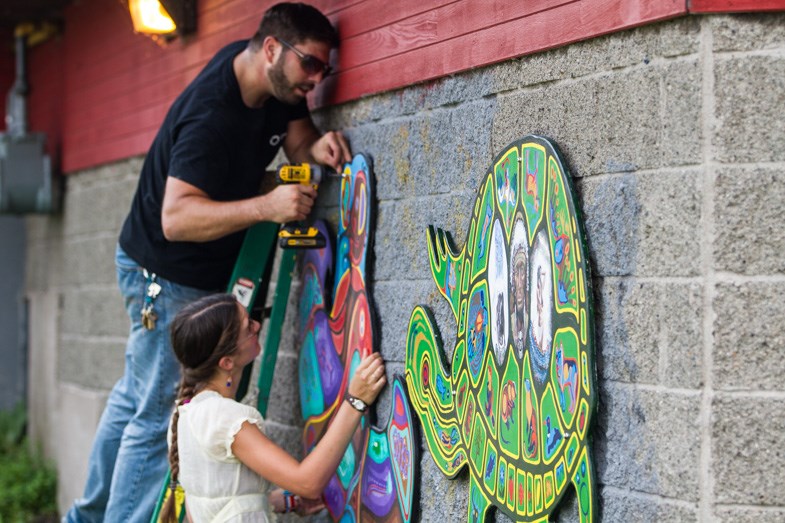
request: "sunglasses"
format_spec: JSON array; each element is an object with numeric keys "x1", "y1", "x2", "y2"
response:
[{"x1": 278, "y1": 38, "x2": 333, "y2": 77}]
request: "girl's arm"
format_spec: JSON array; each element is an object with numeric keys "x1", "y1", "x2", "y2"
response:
[{"x1": 232, "y1": 353, "x2": 386, "y2": 498}]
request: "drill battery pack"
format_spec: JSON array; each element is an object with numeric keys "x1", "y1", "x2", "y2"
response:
[{"x1": 278, "y1": 224, "x2": 326, "y2": 249}]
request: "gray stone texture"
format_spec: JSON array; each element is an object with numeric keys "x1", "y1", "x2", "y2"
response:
[
  {"x1": 265, "y1": 353, "x2": 302, "y2": 427},
  {"x1": 595, "y1": 384, "x2": 702, "y2": 501},
  {"x1": 581, "y1": 170, "x2": 703, "y2": 278},
  {"x1": 416, "y1": 450, "x2": 470, "y2": 522},
  {"x1": 711, "y1": 13, "x2": 785, "y2": 52},
  {"x1": 596, "y1": 279, "x2": 703, "y2": 388},
  {"x1": 58, "y1": 337, "x2": 126, "y2": 390},
  {"x1": 715, "y1": 166, "x2": 785, "y2": 275},
  {"x1": 714, "y1": 282, "x2": 785, "y2": 391},
  {"x1": 492, "y1": 57, "x2": 702, "y2": 179},
  {"x1": 713, "y1": 55, "x2": 785, "y2": 164},
  {"x1": 600, "y1": 488, "x2": 698, "y2": 522},
  {"x1": 712, "y1": 395, "x2": 785, "y2": 505},
  {"x1": 715, "y1": 506, "x2": 785, "y2": 523}
]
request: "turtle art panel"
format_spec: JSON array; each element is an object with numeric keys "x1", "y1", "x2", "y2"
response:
[
  {"x1": 298, "y1": 154, "x2": 416, "y2": 522},
  {"x1": 405, "y1": 136, "x2": 596, "y2": 522}
]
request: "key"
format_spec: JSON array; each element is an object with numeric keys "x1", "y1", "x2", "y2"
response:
[{"x1": 141, "y1": 305, "x2": 157, "y2": 330}]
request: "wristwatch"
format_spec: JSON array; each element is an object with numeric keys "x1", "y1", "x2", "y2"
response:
[{"x1": 345, "y1": 394, "x2": 368, "y2": 413}]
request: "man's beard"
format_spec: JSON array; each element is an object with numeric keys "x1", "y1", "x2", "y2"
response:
[{"x1": 269, "y1": 57, "x2": 309, "y2": 105}]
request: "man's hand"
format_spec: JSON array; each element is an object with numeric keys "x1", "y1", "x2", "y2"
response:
[
  {"x1": 309, "y1": 131, "x2": 351, "y2": 172},
  {"x1": 258, "y1": 184, "x2": 317, "y2": 223}
]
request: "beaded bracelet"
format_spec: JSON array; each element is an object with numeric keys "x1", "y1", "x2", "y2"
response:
[{"x1": 283, "y1": 490, "x2": 299, "y2": 513}]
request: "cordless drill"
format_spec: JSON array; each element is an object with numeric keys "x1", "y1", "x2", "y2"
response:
[{"x1": 275, "y1": 163, "x2": 340, "y2": 249}]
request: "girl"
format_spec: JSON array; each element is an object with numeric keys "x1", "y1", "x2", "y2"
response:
[{"x1": 161, "y1": 293, "x2": 386, "y2": 522}]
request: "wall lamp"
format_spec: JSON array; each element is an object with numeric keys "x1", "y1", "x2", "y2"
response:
[{"x1": 128, "y1": 0, "x2": 196, "y2": 40}]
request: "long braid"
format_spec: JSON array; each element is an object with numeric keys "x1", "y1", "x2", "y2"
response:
[
  {"x1": 159, "y1": 378, "x2": 198, "y2": 523},
  {"x1": 159, "y1": 294, "x2": 243, "y2": 523}
]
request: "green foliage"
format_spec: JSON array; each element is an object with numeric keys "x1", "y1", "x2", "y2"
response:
[{"x1": 0, "y1": 404, "x2": 58, "y2": 523}]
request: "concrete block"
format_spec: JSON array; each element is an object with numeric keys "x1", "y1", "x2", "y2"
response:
[
  {"x1": 58, "y1": 337, "x2": 125, "y2": 390},
  {"x1": 714, "y1": 282, "x2": 785, "y2": 391},
  {"x1": 712, "y1": 395, "x2": 785, "y2": 505},
  {"x1": 580, "y1": 175, "x2": 641, "y2": 277},
  {"x1": 715, "y1": 506, "x2": 785, "y2": 523},
  {"x1": 263, "y1": 422, "x2": 304, "y2": 461},
  {"x1": 636, "y1": 170, "x2": 702, "y2": 277},
  {"x1": 56, "y1": 384, "x2": 108, "y2": 516},
  {"x1": 351, "y1": 119, "x2": 415, "y2": 201},
  {"x1": 595, "y1": 384, "x2": 702, "y2": 501},
  {"x1": 581, "y1": 170, "x2": 703, "y2": 278},
  {"x1": 494, "y1": 65, "x2": 697, "y2": 178},
  {"x1": 409, "y1": 100, "x2": 495, "y2": 196},
  {"x1": 715, "y1": 167, "x2": 785, "y2": 275},
  {"x1": 493, "y1": 17, "x2": 700, "y2": 94},
  {"x1": 711, "y1": 13, "x2": 785, "y2": 52},
  {"x1": 265, "y1": 353, "x2": 302, "y2": 427},
  {"x1": 657, "y1": 16, "x2": 702, "y2": 58},
  {"x1": 25, "y1": 213, "x2": 62, "y2": 243},
  {"x1": 61, "y1": 235, "x2": 118, "y2": 286},
  {"x1": 373, "y1": 194, "x2": 474, "y2": 283},
  {"x1": 714, "y1": 56, "x2": 785, "y2": 163},
  {"x1": 62, "y1": 170, "x2": 136, "y2": 238},
  {"x1": 661, "y1": 61, "x2": 703, "y2": 166},
  {"x1": 600, "y1": 488, "x2": 698, "y2": 522},
  {"x1": 596, "y1": 279, "x2": 703, "y2": 388},
  {"x1": 417, "y1": 449, "x2": 470, "y2": 522},
  {"x1": 59, "y1": 287, "x2": 127, "y2": 337}
]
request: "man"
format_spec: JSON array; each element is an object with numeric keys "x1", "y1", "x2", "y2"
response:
[{"x1": 64, "y1": 3, "x2": 350, "y2": 522}]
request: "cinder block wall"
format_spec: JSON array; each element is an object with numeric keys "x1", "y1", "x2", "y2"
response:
[{"x1": 26, "y1": 14, "x2": 785, "y2": 521}]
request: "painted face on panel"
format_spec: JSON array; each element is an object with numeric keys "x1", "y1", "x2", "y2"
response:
[
  {"x1": 509, "y1": 216, "x2": 529, "y2": 357},
  {"x1": 488, "y1": 219, "x2": 508, "y2": 364},
  {"x1": 528, "y1": 230, "x2": 553, "y2": 386}
]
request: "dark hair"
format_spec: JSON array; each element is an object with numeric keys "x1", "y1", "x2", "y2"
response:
[
  {"x1": 248, "y1": 2, "x2": 339, "y2": 52},
  {"x1": 159, "y1": 293, "x2": 242, "y2": 523}
]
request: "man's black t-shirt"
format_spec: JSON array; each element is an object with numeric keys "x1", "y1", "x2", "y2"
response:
[{"x1": 119, "y1": 40, "x2": 308, "y2": 290}]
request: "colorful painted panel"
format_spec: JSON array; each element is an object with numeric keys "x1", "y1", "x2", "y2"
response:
[
  {"x1": 298, "y1": 154, "x2": 416, "y2": 522},
  {"x1": 405, "y1": 136, "x2": 597, "y2": 522}
]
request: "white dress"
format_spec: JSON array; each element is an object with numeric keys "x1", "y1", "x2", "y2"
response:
[{"x1": 173, "y1": 390, "x2": 270, "y2": 522}]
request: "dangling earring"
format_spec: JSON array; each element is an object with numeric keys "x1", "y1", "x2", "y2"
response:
[{"x1": 226, "y1": 374, "x2": 233, "y2": 388}]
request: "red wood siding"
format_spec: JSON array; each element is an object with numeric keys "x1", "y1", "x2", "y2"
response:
[
  {"x1": 14, "y1": 0, "x2": 783, "y2": 173},
  {"x1": 316, "y1": 0, "x2": 686, "y2": 107},
  {"x1": 689, "y1": 0, "x2": 785, "y2": 12}
]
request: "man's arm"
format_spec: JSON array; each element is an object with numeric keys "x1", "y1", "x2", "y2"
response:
[
  {"x1": 284, "y1": 117, "x2": 351, "y2": 171},
  {"x1": 161, "y1": 176, "x2": 316, "y2": 242}
]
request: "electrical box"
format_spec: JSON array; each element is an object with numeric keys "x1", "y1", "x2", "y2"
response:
[{"x1": 0, "y1": 132, "x2": 59, "y2": 214}]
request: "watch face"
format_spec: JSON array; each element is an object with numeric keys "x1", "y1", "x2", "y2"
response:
[{"x1": 349, "y1": 396, "x2": 367, "y2": 412}]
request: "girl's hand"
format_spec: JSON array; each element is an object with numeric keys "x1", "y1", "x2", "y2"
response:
[
  {"x1": 297, "y1": 496, "x2": 326, "y2": 515},
  {"x1": 347, "y1": 353, "x2": 386, "y2": 405}
]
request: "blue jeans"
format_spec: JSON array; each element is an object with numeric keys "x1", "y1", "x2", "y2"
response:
[{"x1": 64, "y1": 245, "x2": 213, "y2": 523}]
